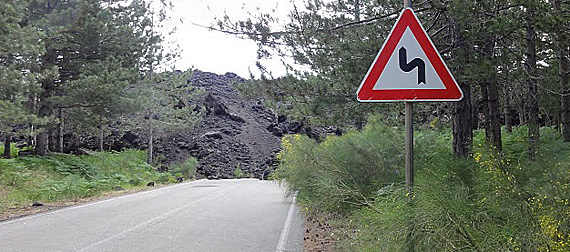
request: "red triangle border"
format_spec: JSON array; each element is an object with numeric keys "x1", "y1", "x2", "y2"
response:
[{"x1": 356, "y1": 8, "x2": 463, "y2": 102}]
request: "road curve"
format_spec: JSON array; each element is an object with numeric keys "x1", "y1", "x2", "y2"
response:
[{"x1": 0, "y1": 179, "x2": 304, "y2": 252}]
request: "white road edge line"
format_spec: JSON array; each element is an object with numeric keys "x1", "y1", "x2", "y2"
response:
[
  {"x1": 76, "y1": 182, "x2": 242, "y2": 252},
  {"x1": 275, "y1": 192, "x2": 298, "y2": 252},
  {"x1": 0, "y1": 179, "x2": 204, "y2": 227}
]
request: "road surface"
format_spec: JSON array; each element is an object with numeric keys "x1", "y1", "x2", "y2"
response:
[{"x1": 0, "y1": 179, "x2": 304, "y2": 252}]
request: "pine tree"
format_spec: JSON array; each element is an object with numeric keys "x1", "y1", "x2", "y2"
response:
[
  {"x1": 126, "y1": 70, "x2": 203, "y2": 164},
  {"x1": 550, "y1": 0, "x2": 570, "y2": 141},
  {"x1": 24, "y1": 0, "x2": 176, "y2": 154},
  {"x1": 0, "y1": 0, "x2": 45, "y2": 158},
  {"x1": 523, "y1": 0, "x2": 541, "y2": 161}
]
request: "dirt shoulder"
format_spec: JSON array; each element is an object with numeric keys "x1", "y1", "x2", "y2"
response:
[{"x1": 303, "y1": 213, "x2": 338, "y2": 252}]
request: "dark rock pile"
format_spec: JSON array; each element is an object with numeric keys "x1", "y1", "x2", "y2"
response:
[
  {"x1": 59, "y1": 69, "x2": 343, "y2": 180},
  {"x1": 156, "y1": 70, "x2": 281, "y2": 179}
]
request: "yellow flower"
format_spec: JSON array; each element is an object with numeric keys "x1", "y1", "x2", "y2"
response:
[{"x1": 474, "y1": 153, "x2": 482, "y2": 163}]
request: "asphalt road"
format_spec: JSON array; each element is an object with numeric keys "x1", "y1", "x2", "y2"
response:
[{"x1": 0, "y1": 179, "x2": 304, "y2": 252}]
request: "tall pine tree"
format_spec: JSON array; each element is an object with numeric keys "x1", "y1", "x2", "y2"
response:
[{"x1": 0, "y1": 0, "x2": 45, "y2": 158}]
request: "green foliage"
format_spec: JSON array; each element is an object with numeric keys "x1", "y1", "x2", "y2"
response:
[
  {"x1": 233, "y1": 166, "x2": 247, "y2": 179},
  {"x1": 274, "y1": 115, "x2": 405, "y2": 212},
  {"x1": 168, "y1": 157, "x2": 198, "y2": 179},
  {"x1": 125, "y1": 69, "x2": 203, "y2": 163},
  {"x1": 277, "y1": 119, "x2": 570, "y2": 251},
  {"x1": 221, "y1": 0, "x2": 405, "y2": 126},
  {"x1": 128, "y1": 70, "x2": 203, "y2": 133},
  {"x1": 0, "y1": 142, "x2": 21, "y2": 158},
  {"x1": 473, "y1": 127, "x2": 570, "y2": 251},
  {"x1": 0, "y1": 0, "x2": 181, "y2": 154},
  {"x1": 44, "y1": 0, "x2": 177, "y2": 139},
  {"x1": 0, "y1": 0, "x2": 47, "y2": 136},
  {"x1": 224, "y1": 0, "x2": 570, "y2": 166},
  {"x1": 0, "y1": 149, "x2": 174, "y2": 212}
]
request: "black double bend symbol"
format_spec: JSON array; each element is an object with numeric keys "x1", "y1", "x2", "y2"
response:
[{"x1": 399, "y1": 46, "x2": 426, "y2": 85}]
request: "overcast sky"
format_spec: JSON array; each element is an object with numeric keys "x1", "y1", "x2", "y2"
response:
[{"x1": 164, "y1": 0, "x2": 299, "y2": 78}]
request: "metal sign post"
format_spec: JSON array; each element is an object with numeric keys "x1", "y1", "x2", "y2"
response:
[{"x1": 405, "y1": 102, "x2": 413, "y2": 191}]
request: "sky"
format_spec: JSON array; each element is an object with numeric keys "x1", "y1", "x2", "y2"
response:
[{"x1": 163, "y1": 0, "x2": 299, "y2": 78}]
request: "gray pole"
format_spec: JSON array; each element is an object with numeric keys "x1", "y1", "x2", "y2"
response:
[{"x1": 405, "y1": 103, "x2": 413, "y2": 189}]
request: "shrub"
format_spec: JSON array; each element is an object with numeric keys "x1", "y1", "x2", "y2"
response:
[
  {"x1": 277, "y1": 117, "x2": 570, "y2": 251},
  {"x1": 168, "y1": 157, "x2": 197, "y2": 179},
  {"x1": 155, "y1": 172, "x2": 173, "y2": 183},
  {"x1": 233, "y1": 165, "x2": 248, "y2": 178},
  {"x1": 274, "y1": 115, "x2": 404, "y2": 212}
]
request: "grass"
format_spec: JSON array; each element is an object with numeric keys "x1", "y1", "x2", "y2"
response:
[
  {"x1": 0, "y1": 149, "x2": 192, "y2": 212},
  {"x1": 274, "y1": 116, "x2": 570, "y2": 251}
]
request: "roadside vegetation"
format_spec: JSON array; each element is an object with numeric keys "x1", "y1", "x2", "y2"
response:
[
  {"x1": 0, "y1": 147, "x2": 197, "y2": 213},
  {"x1": 0, "y1": 0, "x2": 203, "y2": 164},
  {"x1": 274, "y1": 116, "x2": 570, "y2": 251},
  {"x1": 0, "y1": 0, "x2": 201, "y2": 214},
  {"x1": 168, "y1": 157, "x2": 199, "y2": 181}
]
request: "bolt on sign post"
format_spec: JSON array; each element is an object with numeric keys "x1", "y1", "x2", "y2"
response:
[{"x1": 356, "y1": 1, "x2": 462, "y2": 250}]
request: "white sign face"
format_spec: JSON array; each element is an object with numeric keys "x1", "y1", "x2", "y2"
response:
[
  {"x1": 356, "y1": 8, "x2": 463, "y2": 102},
  {"x1": 373, "y1": 27, "x2": 445, "y2": 90}
]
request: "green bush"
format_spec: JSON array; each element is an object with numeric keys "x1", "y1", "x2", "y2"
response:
[
  {"x1": 274, "y1": 115, "x2": 404, "y2": 212},
  {"x1": 277, "y1": 118, "x2": 570, "y2": 251},
  {"x1": 168, "y1": 157, "x2": 197, "y2": 179},
  {"x1": 233, "y1": 165, "x2": 249, "y2": 178}
]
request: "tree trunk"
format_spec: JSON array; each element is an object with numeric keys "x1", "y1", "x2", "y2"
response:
[
  {"x1": 544, "y1": 109, "x2": 552, "y2": 127},
  {"x1": 36, "y1": 115, "x2": 50, "y2": 156},
  {"x1": 36, "y1": 128, "x2": 49, "y2": 156},
  {"x1": 99, "y1": 115, "x2": 104, "y2": 152},
  {"x1": 560, "y1": 49, "x2": 570, "y2": 141},
  {"x1": 58, "y1": 108, "x2": 64, "y2": 153},
  {"x1": 525, "y1": 5, "x2": 539, "y2": 161},
  {"x1": 487, "y1": 80, "x2": 502, "y2": 152},
  {"x1": 147, "y1": 123, "x2": 153, "y2": 164},
  {"x1": 553, "y1": 0, "x2": 570, "y2": 141},
  {"x1": 36, "y1": 50, "x2": 56, "y2": 156},
  {"x1": 472, "y1": 99, "x2": 479, "y2": 130},
  {"x1": 3, "y1": 135, "x2": 11, "y2": 159},
  {"x1": 481, "y1": 84, "x2": 491, "y2": 142},
  {"x1": 355, "y1": 115, "x2": 365, "y2": 130},
  {"x1": 354, "y1": 0, "x2": 361, "y2": 22},
  {"x1": 453, "y1": 83, "x2": 473, "y2": 157},
  {"x1": 48, "y1": 130, "x2": 57, "y2": 152},
  {"x1": 504, "y1": 88, "x2": 513, "y2": 133},
  {"x1": 557, "y1": 113, "x2": 562, "y2": 134},
  {"x1": 519, "y1": 103, "x2": 526, "y2": 126},
  {"x1": 451, "y1": 19, "x2": 473, "y2": 157}
]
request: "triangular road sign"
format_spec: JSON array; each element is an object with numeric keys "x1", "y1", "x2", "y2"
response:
[{"x1": 356, "y1": 8, "x2": 463, "y2": 102}]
